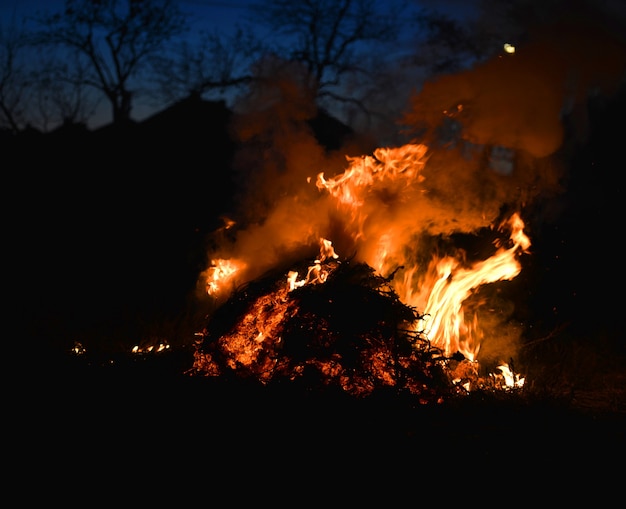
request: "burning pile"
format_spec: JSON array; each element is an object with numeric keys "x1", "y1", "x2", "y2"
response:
[
  {"x1": 192, "y1": 237, "x2": 525, "y2": 401},
  {"x1": 191, "y1": 141, "x2": 531, "y2": 400},
  {"x1": 192, "y1": 241, "x2": 456, "y2": 400}
]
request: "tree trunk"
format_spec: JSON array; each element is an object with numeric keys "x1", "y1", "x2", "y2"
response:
[{"x1": 112, "y1": 90, "x2": 133, "y2": 125}]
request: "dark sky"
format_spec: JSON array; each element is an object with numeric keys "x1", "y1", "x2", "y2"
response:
[
  {"x1": 1, "y1": 0, "x2": 430, "y2": 128},
  {"x1": 3, "y1": 0, "x2": 625, "y2": 132},
  {"x1": 1, "y1": 0, "x2": 251, "y2": 27},
  {"x1": 0, "y1": 0, "x2": 264, "y2": 125}
]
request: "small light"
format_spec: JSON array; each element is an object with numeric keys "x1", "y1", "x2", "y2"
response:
[{"x1": 503, "y1": 43, "x2": 515, "y2": 54}]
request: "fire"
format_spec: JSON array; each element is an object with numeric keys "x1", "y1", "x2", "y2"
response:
[
  {"x1": 193, "y1": 242, "x2": 455, "y2": 398},
  {"x1": 418, "y1": 213, "x2": 530, "y2": 359},
  {"x1": 315, "y1": 143, "x2": 531, "y2": 363},
  {"x1": 495, "y1": 363, "x2": 525, "y2": 389},
  {"x1": 316, "y1": 144, "x2": 428, "y2": 243},
  {"x1": 205, "y1": 258, "x2": 246, "y2": 296},
  {"x1": 196, "y1": 139, "x2": 532, "y2": 395},
  {"x1": 287, "y1": 238, "x2": 339, "y2": 290},
  {"x1": 132, "y1": 342, "x2": 170, "y2": 354}
]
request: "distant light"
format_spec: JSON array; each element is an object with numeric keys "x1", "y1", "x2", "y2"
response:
[{"x1": 503, "y1": 43, "x2": 515, "y2": 54}]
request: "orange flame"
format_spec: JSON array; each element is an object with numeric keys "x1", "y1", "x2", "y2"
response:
[
  {"x1": 199, "y1": 140, "x2": 533, "y2": 390},
  {"x1": 317, "y1": 144, "x2": 428, "y2": 243},
  {"x1": 287, "y1": 237, "x2": 339, "y2": 290},
  {"x1": 315, "y1": 142, "x2": 531, "y2": 364},
  {"x1": 205, "y1": 258, "x2": 246, "y2": 296},
  {"x1": 418, "y1": 213, "x2": 530, "y2": 358}
]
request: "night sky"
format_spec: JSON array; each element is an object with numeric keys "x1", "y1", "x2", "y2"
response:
[{"x1": 1, "y1": 0, "x2": 259, "y2": 125}]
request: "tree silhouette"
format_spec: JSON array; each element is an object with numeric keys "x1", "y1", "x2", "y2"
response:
[
  {"x1": 31, "y1": 0, "x2": 187, "y2": 126},
  {"x1": 0, "y1": 20, "x2": 31, "y2": 133},
  {"x1": 249, "y1": 0, "x2": 403, "y2": 128},
  {"x1": 149, "y1": 27, "x2": 264, "y2": 106},
  {"x1": 31, "y1": 52, "x2": 99, "y2": 130}
]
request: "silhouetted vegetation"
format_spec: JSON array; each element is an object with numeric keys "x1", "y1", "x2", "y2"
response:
[{"x1": 2, "y1": 0, "x2": 411, "y2": 132}]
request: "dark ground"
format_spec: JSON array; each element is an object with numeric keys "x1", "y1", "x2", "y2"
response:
[
  {"x1": 9, "y1": 335, "x2": 624, "y2": 503},
  {"x1": 20, "y1": 346, "x2": 626, "y2": 451}
]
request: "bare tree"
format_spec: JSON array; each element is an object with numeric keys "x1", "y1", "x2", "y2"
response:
[
  {"x1": 249, "y1": 0, "x2": 403, "y2": 127},
  {"x1": 31, "y1": 0, "x2": 187, "y2": 126},
  {"x1": 411, "y1": 10, "x2": 489, "y2": 75},
  {"x1": 32, "y1": 51, "x2": 101, "y2": 131},
  {"x1": 149, "y1": 27, "x2": 263, "y2": 106},
  {"x1": 0, "y1": 20, "x2": 33, "y2": 133}
]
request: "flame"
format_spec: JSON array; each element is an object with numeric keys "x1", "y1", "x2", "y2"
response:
[
  {"x1": 205, "y1": 258, "x2": 246, "y2": 296},
  {"x1": 496, "y1": 363, "x2": 525, "y2": 389},
  {"x1": 132, "y1": 342, "x2": 170, "y2": 354},
  {"x1": 316, "y1": 144, "x2": 428, "y2": 244},
  {"x1": 197, "y1": 140, "x2": 533, "y2": 393},
  {"x1": 315, "y1": 142, "x2": 531, "y2": 363},
  {"x1": 418, "y1": 213, "x2": 530, "y2": 358},
  {"x1": 287, "y1": 237, "x2": 339, "y2": 290}
]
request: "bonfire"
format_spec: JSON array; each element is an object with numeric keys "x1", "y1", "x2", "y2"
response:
[
  {"x1": 190, "y1": 142, "x2": 530, "y2": 401},
  {"x1": 191, "y1": 238, "x2": 523, "y2": 401}
]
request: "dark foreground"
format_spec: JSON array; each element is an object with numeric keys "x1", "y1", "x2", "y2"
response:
[{"x1": 11, "y1": 347, "x2": 625, "y2": 502}]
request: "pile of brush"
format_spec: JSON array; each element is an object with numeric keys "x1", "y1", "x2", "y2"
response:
[{"x1": 191, "y1": 257, "x2": 467, "y2": 402}]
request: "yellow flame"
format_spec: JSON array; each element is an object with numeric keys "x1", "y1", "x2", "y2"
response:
[
  {"x1": 496, "y1": 363, "x2": 525, "y2": 388},
  {"x1": 418, "y1": 213, "x2": 530, "y2": 356},
  {"x1": 200, "y1": 140, "x2": 533, "y2": 390},
  {"x1": 287, "y1": 238, "x2": 339, "y2": 291},
  {"x1": 315, "y1": 142, "x2": 530, "y2": 363},
  {"x1": 205, "y1": 258, "x2": 246, "y2": 296}
]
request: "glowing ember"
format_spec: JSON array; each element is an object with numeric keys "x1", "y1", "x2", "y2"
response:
[
  {"x1": 132, "y1": 342, "x2": 170, "y2": 354},
  {"x1": 71, "y1": 341, "x2": 86, "y2": 355}
]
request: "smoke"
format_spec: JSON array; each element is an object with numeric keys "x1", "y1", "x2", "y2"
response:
[
  {"x1": 199, "y1": 3, "x2": 625, "y2": 367},
  {"x1": 407, "y1": 0, "x2": 626, "y2": 157},
  {"x1": 393, "y1": 0, "x2": 626, "y2": 243},
  {"x1": 383, "y1": 0, "x2": 626, "y2": 362},
  {"x1": 203, "y1": 56, "x2": 361, "y2": 287},
  {"x1": 204, "y1": 5, "x2": 624, "y2": 284}
]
